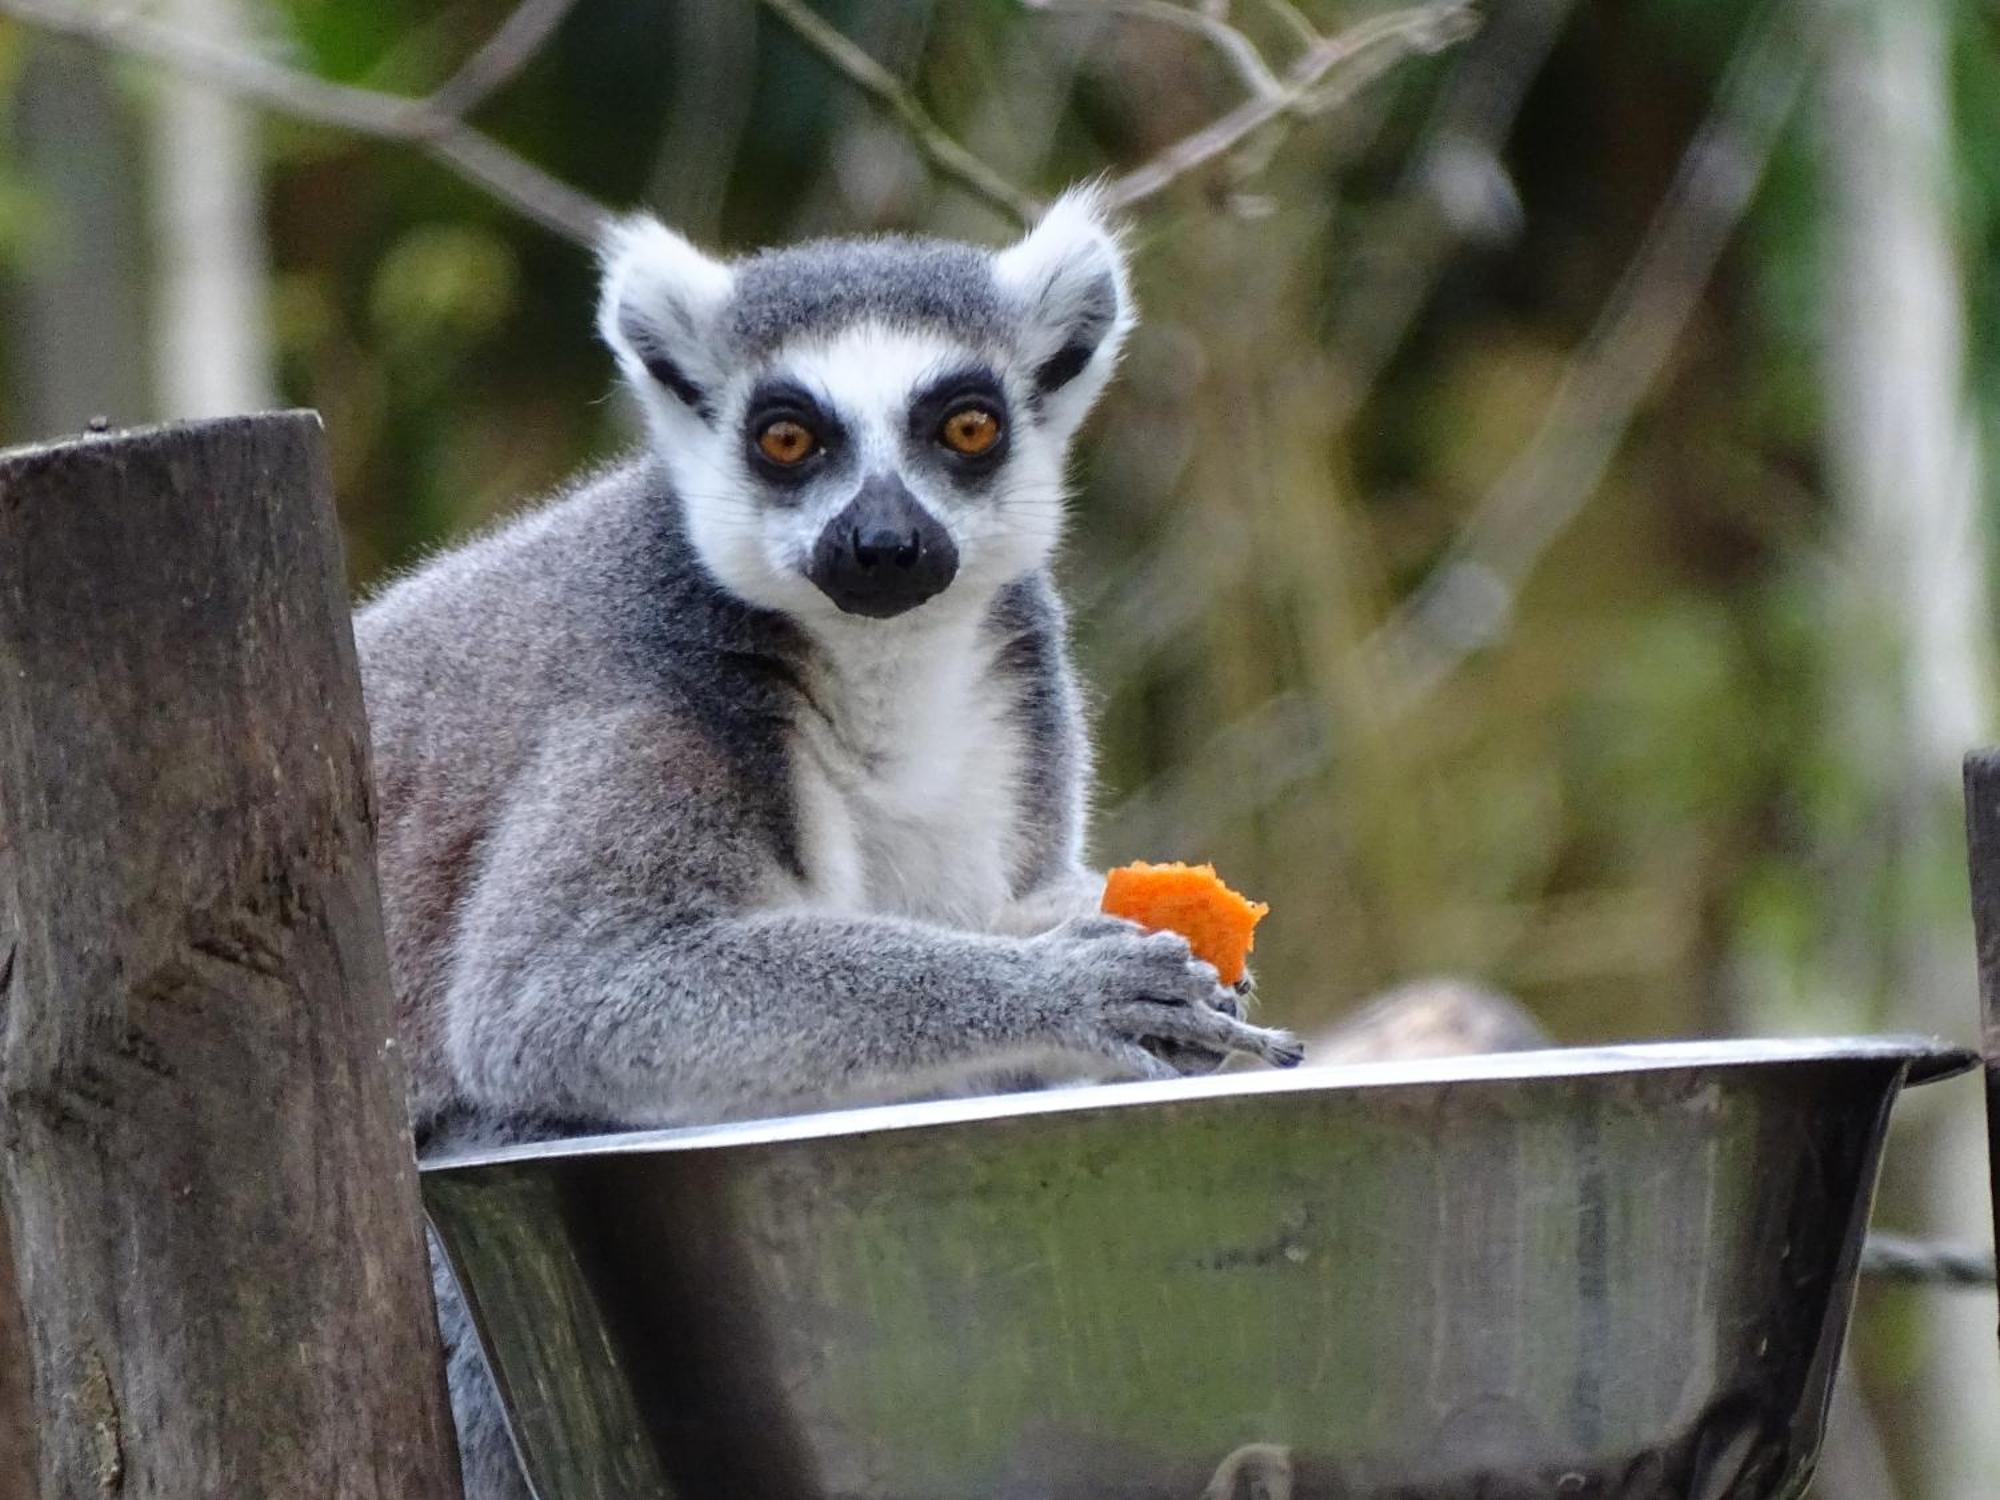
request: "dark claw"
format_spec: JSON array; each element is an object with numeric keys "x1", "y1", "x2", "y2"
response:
[{"x1": 1270, "y1": 1037, "x2": 1306, "y2": 1069}]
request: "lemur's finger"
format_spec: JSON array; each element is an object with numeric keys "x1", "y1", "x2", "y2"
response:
[
  {"x1": 1206, "y1": 1015, "x2": 1301, "y2": 1068},
  {"x1": 1105, "y1": 998, "x2": 1297, "y2": 1070},
  {"x1": 1104, "y1": 997, "x2": 1208, "y2": 1041},
  {"x1": 1170, "y1": 1001, "x2": 1303, "y2": 1068},
  {"x1": 1254, "y1": 1027, "x2": 1306, "y2": 1069},
  {"x1": 1181, "y1": 955, "x2": 1223, "y2": 997},
  {"x1": 1051, "y1": 914, "x2": 1149, "y2": 943}
]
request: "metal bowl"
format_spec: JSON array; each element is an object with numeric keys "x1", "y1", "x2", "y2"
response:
[{"x1": 423, "y1": 1036, "x2": 1971, "y2": 1500}]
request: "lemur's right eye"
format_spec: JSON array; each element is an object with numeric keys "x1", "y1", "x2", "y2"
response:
[
  {"x1": 939, "y1": 407, "x2": 1002, "y2": 457},
  {"x1": 756, "y1": 420, "x2": 818, "y2": 467}
]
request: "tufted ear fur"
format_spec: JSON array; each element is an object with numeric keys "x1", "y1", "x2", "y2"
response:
[
  {"x1": 992, "y1": 186, "x2": 1135, "y2": 438},
  {"x1": 597, "y1": 215, "x2": 736, "y2": 424}
]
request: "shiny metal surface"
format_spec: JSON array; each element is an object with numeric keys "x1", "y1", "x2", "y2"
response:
[{"x1": 423, "y1": 1037, "x2": 1972, "y2": 1500}]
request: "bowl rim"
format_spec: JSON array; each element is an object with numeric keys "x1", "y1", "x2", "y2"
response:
[{"x1": 420, "y1": 1033, "x2": 1973, "y2": 1175}]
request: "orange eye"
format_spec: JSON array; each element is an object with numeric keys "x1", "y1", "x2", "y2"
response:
[
  {"x1": 757, "y1": 419, "x2": 818, "y2": 467},
  {"x1": 940, "y1": 407, "x2": 1001, "y2": 457}
]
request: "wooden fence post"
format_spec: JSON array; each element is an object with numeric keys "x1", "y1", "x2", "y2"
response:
[
  {"x1": 0, "y1": 414, "x2": 463, "y2": 1497},
  {"x1": 0, "y1": 1202, "x2": 31, "y2": 1494}
]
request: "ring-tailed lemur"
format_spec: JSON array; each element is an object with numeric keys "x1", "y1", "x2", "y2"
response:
[{"x1": 357, "y1": 188, "x2": 1301, "y2": 1498}]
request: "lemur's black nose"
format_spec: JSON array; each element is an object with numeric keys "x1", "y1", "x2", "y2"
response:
[
  {"x1": 851, "y1": 526, "x2": 922, "y2": 571},
  {"x1": 808, "y1": 475, "x2": 958, "y2": 618}
]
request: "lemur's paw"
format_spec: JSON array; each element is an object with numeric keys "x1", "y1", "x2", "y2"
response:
[
  {"x1": 1262, "y1": 1028, "x2": 1305, "y2": 1068},
  {"x1": 1030, "y1": 917, "x2": 1296, "y2": 1073},
  {"x1": 1213, "y1": 970, "x2": 1258, "y2": 1019}
]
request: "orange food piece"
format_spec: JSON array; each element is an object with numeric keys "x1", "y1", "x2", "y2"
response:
[{"x1": 1100, "y1": 861, "x2": 1269, "y2": 987}]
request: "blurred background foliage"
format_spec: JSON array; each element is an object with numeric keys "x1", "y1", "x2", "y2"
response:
[{"x1": 1, "y1": 0, "x2": 1997, "y2": 1492}]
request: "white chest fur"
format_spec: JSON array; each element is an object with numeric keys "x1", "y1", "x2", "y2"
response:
[{"x1": 788, "y1": 614, "x2": 1024, "y2": 928}]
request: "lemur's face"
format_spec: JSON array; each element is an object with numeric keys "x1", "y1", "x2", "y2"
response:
[{"x1": 599, "y1": 191, "x2": 1133, "y2": 625}]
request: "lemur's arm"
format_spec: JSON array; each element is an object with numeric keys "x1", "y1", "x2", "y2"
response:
[
  {"x1": 980, "y1": 578, "x2": 1115, "y2": 941},
  {"x1": 441, "y1": 711, "x2": 1297, "y2": 1127}
]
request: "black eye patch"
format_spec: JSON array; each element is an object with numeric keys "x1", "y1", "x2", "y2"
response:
[
  {"x1": 742, "y1": 379, "x2": 845, "y2": 486},
  {"x1": 908, "y1": 368, "x2": 1010, "y2": 474}
]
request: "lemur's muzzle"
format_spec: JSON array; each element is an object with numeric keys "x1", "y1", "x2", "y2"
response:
[{"x1": 808, "y1": 474, "x2": 959, "y2": 618}]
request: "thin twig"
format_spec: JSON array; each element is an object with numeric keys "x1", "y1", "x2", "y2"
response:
[
  {"x1": 426, "y1": 0, "x2": 582, "y2": 123},
  {"x1": 1105, "y1": 0, "x2": 1478, "y2": 208},
  {"x1": 1025, "y1": 0, "x2": 1284, "y2": 99},
  {"x1": 1083, "y1": 1, "x2": 1558, "y2": 647},
  {"x1": 1254, "y1": 0, "x2": 1323, "y2": 54},
  {"x1": 1291, "y1": 18, "x2": 1452, "y2": 119},
  {"x1": 0, "y1": 0, "x2": 610, "y2": 245},
  {"x1": 1103, "y1": 0, "x2": 1805, "y2": 845},
  {"x1": 0, "y1": 0, "x2": 1471, "y2": 248},
  {"x1": 754, "y1": 0, "x2": 1471, "y2": 226},
  {"x1": 1358, "y1": 0, "x2": 1806, "y2": 715},
  {"x1": 756, "y1": 0, "x2": 1047, "y2": 226},
  {"x1": 1329, "y1": 0, "x2": 1578, "y2": 417},
  {"x1": 3, "y1": 0, "x2": 1472, "y2": 247},
  {"x1": 1860, "y1": 1232, "x2": 1998, "y2": 1289},
  {"x1": 425, "y1": 129, "x2": 609, "y2": 244}
]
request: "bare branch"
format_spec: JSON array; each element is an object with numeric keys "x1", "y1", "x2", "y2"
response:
[
  {"x1": 1359, "y1": 0, "x2": 1807, "y2": 714},
  {"x1": 423, "y1": 129, "x2": 609, "y2": 245},
  {"x1": 427, "y1": 0, "x2": 582, "y2": 123},
  {"x1": 1329, "y1": 0, "x2": 1578, "y2": 418},
  {"x1": 752, "y1": 0, "x2": 1475, "y2": 222},
  {"x1": 756, "y1": 0, "x2": 1047, "y2": 226},
  {"x1": 0, "y1": 0, "x2": 1474, "y2": 250},
  {"x1": 1254, "y1": 0, "x2": 1323, "y2": 54},
  {"x1": 0, "y1": 0, "x2": 610, "y2": 246},
  {"x1": 3, "y1": 0, "x2": 419, "y2": 134},
  {"x1": 1105, "y1": 0, "x2": 1478, "y2": 208},
  {"x1": 1102, "y1": 0, "x2": 1807, "y2": 846},
  {"x1": 1024, "y1": 0, "x2": 1284, "y2": 100}
]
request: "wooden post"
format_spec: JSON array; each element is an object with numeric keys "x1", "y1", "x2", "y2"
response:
[
  {"x1": 0, "y1": 414, "x2": 463, "y2": 1497},
  {"x1": 0, "y1": 1202, "x2": 32, "y2": 1494},
  {"x1": 1962, "y1": 750, "x2": 2000, "y2": 1354}
]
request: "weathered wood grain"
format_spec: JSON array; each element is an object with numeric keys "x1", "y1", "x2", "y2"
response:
[
  {"x1": 0, "y1": 1187, "x2": 32, "y2": 1496},
  {"x1": 0, "y1": 414, "x2": 462, "y2": 1497}
]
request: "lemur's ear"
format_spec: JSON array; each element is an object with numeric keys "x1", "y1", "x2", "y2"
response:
[
  {"x1": 598, "y1": 215, "x2": 735, "y2": 423},
  {"x1": 993, "y1": 186, "x2": 1134, "y2": 433}
]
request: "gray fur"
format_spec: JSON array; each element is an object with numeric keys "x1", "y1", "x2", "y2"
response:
[
  {"x1": 361, "y1": 459, "x2": 1292, "y2": 1136},
  {"x1": 988, "y1": 576, "x2": 1091, "y2": 893},
  {"x1": 362, "y1": 198, "x2": 1299, "y2": 1497},
  {"x1": 725, "y1": 236, "x2": 1010, "y2": 355}
]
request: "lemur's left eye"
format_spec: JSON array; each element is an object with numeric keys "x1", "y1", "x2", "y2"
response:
[
  {"x1": 757, "y1": 419, "x2": 819, "y2": 467},
  {"x1": 939, "y1": 407, "x2": 1002, "y2": 458}
]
